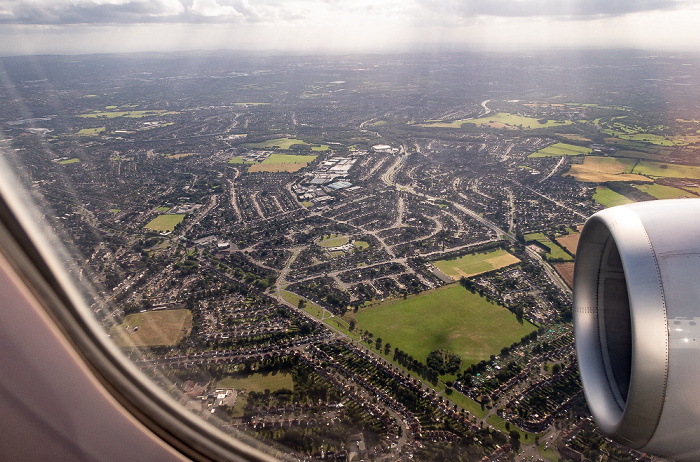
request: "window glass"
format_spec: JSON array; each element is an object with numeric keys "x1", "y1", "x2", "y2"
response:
[{"x1": 1, "y1": 3, "x2": 696, "y2": 460}]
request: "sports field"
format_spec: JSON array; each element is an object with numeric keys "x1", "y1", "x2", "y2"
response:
[
  {"x1": 524, "y1": 233, "x2": 573, "y2": 261},
  {"x1": 592, "y1": 186, "x2": 633, "y2": 207},
  {"x1": 144, "y1": 213, "x2": 185, "y2": 232},
  {"x1": 217, "y1": 371, "x2": 293, "y2": 393},
  {"x1": 529, "y1": 142, "x2": 591, "y2": 158},
  {"x1": 633, "y1": 183, "x2": 697, "y2": 199},
  {"x1": 318, "y1": 235, "x2": 349, "y2": 247},
  {"x1": 357, "y1": 283, "x2": 537, "y2": 367},
  {"x1": 433, "y1": 248, "x2": 520, "y2": 280},
  {"x1": 565, "y1": 156, "x2": 651, "y2": 183},
  {"x1": 110, "y1": 309, "x2": 192, "y2": 347}
]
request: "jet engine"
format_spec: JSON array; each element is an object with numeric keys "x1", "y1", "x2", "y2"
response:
[{"x1": 574, "y1": 198, "x2": 700, "y2": 461}]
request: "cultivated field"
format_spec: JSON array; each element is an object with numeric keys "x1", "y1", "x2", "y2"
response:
[
  {"x1": 357, "y1": 283, "x2": 537, "y2": 367},
  {"x1": 592, "y1": 186, "x2": 633, "y2": 207},
  {"x1": 144, "y1": 213, "x2": 185, "y2": 232},
  {"x1": 524, "y1": 233, "x2": 573, "y2": 261},
  {"x1": 110, "y1": 309, "x2": 192, "y2": 347},
  {"x1": 433, "y1": 248, "x2": 520, "y2": 280},
  {"x1": 529, "y1": 142, "x2": 592, "y2": 158},
  {"x1": 565, "y1": 156, "x2": 652, "y2": 183},
  {"x1": 634, "y1": 183, "x2": 697, "y2": 199},
  {"x1": 632, "y1": 161, "x2": 700, "y2": 179},
  {"x1": 553, "y1": 262, "x2": 575, "y2": 288},
  {"x1": 555, "y1": 232, "x2": 581, "y2": 255}
]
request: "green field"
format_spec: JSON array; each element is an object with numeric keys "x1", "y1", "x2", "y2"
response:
[
  {"x1": 357, "y1": 283, "x2": 537, "y2": 367},
  {"x1": 318, "y1": 235, "x2": 349, "y2": 247},
  {"x1": 217, "y1": 370, "x2": 294, "y2": 393},
  {"x1": 144, "y1": 214, "x2": 185, "y2": 232},
  {"x1": 529, "y1": 142, "x2": 592, "y2": 158},
  {"x1": 443, "y1": 390, "x2": 488, "y2": 419},
  {"x1": 421, "y1": 112, "x2": 573, "y2": 129},
  {"x1": 244, "y1": 137, "x2": 329, "y2": 151},
  {"x1": 77, "y1": 126, "x2": 105, "y2": 136},
  {"x1": 632, "y1": 161, "x2": 700, "y2": 179},
  {"x1": 354, "y1": 240, "x2": 370, "y2": 250},
  {"x1": 156, "y1": 206, "x2": 171, "y2": 212},
  {"x1": 433, "y1": 248, "x2": 520, "y2": 280},
  {"x1": 262, "y1": 153, "x2": 318, "y2": 164},
  {"x1": 593, "y1": 186, "x2": 634, "y2": 207},
  {"x1": 78, "y1": 109, "x2": 174, "y2": 118},
  {"x1": 565, "y1": 156, "x2": 651, "y2": 183},
  {"x1": 281, "y1": 290, "x2": 323, "y2": 318},
  {"x1": 302, "y1": 201, "x2": 313, "y2": 207},
  {"x1": 110, "y1": 309, "x2": 192, "y2": 347},
  {"x1": 228, "y1": 157, "x2": 254, "y2": 164},
  {"x1": 109, "y1": 208, "x2": 121, "y2": 214},
  {"x1": 58, "y1": 158, "x2": 80, "y2": 165},
  {"x1": 524, "y1": 233, "x2": 573, "y2": 261},
  {"x1": 634, "y1": 183, "x2": 697, "y2": 199}
]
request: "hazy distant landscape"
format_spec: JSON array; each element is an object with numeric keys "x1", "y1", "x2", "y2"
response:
[{"x1": 1, "y1": 49, "x2": 691, "y2": 461}]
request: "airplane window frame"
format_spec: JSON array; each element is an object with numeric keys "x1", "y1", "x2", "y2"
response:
[{"x1": 0, "y1": 159, "x2": 279, "y2": 462}]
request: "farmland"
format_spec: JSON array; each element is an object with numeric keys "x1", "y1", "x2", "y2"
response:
[
  {"x1": 524, "y1": 233, "x2": 573, "y2": 261},
  {"x1": 357, "y1": 283, "x2": 537, "y2": 367},
  {"x1": 433, "y1": 248, "x2": 520, "y2": 280},
  {"x1": 592, "y1": 186, "x2": 634, "y2": 207},
  {"x1": 565, "y1": 156, "x2": 651, "y2": 183},
  {"x1": 529, "y1": 142, "x2": 592, "y2": 158}
]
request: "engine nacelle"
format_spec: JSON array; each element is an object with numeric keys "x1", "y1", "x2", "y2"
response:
[{"x1": 574, "y1": 199, "x2": 700, "y2": 460}]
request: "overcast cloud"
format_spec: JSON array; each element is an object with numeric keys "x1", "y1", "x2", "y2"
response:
[{"x1": 0, "y1": 0, "x2": 699, "y2": 54}]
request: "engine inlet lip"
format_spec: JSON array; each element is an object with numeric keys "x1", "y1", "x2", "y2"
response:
[{"x1": 574, "y1": 206, "x2": 669, "y2": 449}]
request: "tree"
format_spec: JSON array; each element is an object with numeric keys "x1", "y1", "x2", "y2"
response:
[{"x1": 349, "y1": 319, "x2": 356, "y2": 331}]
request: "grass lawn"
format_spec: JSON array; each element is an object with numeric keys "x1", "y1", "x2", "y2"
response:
[
  {"x1": 167, "y1": 153, "x2": 195, "y2": 159},
  {"x1": 433, "y1": 248, "x2": 520, "y2": 280},
  {"x1": 524, "y1": 233, "x2": 573, "y2": 261},
  {"x1": 248, "y1": 164, "x2": 306, "y2": 173},
  {"x1": 110, "y1": 309, "x2": 192, "y2": 347},
  {"x1": 109, "y1": 208, "x2": 121, "y2": 214},
  {"x1": 487, "y1": 414, "x2": 538, "y2": 440},
  {"x1": 244, "y1": 137, "x2": 328, "y2": 151},
  {"x1": 634, "y1": 183, "x2": 697, "y2": 199},
  {"x1": 444, "y1": 390, "x2": 488, "y2": 419},
  {"x1": 58, "y1": 158, "x2": 80, "y2": 165},
  {"x1": 228, "y1": 157, "x2": 255, "y2": 164},
  {"x1": 538, "y1": 444, "x2": 560, "y2": 462},
  {"x1": 78, "y1": 109, "x2": 175, "y2": 118},
  {"x1": 77, "y1": 127, "x2": 105, "y2": 136},
  {"x1": 156, "y1": 206, "x2": 171, "y2": 212},
  {"x1": 217, "y1": 370, "x2": 293, "y2": 393},
  {"x1": 281, "y1": 290, "x2": 323, "y2": 318},
  {"x1": 302, "y1": 201, "x2": 314, "y2": 207},
  {"x1": 529, "y1": 142, "x2": 592, "y2": 158},
  {"x1": 262, "y1": 153, "x2": 318, "y2": 164},
  {"x1": 144, "y1": 214, "x2": 185, "y2": 232},
  {"x1": 318, "y1": 236, "x2": 349, "y2": 247},
  {"x1": 593, "y1": 186, "x2": 634, "y2": 207},
  {"x1": 357, "y1": 283, "x2": 537, "y2": 366},
  {"x1": 354, "y1": 240, "x2": 370, "y2": 250}
]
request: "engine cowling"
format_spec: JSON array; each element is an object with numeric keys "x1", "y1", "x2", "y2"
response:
[{"x1": 574, "y1": 198, "x2": 700, "y2": 461}]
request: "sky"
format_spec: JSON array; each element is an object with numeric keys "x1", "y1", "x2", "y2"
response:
[{"x1": 2, "y1": 0, "x2": 700, "y2": 55}]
